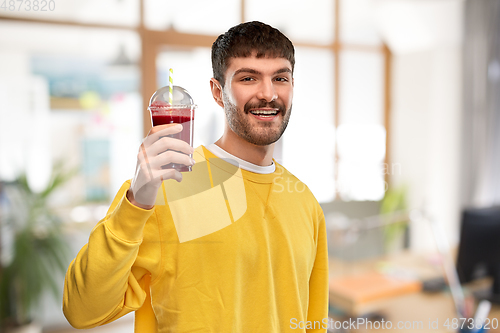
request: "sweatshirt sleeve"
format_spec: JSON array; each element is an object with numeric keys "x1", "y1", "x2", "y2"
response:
[
  {"x1": 63, "y1": 180, "x2": 155, "y2": 329},
  {"x1": 306, "y1": 212, "x2": 329, "y2": 333}
]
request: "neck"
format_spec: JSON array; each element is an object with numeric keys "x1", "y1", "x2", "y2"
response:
[{"x1": 215, "y1": 130, "x2": 275, "y2": 167}]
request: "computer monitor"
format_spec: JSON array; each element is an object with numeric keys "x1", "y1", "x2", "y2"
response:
[{"x1": 456, "y1": 206, "x2": 500, "y2": 303}]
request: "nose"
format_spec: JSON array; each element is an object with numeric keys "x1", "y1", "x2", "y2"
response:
[{"x1": 256, "y1": 79, "x2": 278, "y2": 102}]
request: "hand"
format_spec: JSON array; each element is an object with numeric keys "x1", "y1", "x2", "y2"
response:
[{"x1": 127, "y1": 124, "x2": 195, "y2": 209}]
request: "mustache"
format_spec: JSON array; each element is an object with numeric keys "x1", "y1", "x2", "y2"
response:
[{"x1": 244, "y1": 100, "x2": 286, "y2": 115}]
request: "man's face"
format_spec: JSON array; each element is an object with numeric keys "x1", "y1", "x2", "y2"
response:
[{"x1": 219, "y1": 55, "x2": 294, "y2": 146}]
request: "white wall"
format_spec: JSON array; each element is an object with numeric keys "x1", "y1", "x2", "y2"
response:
[
  {"x1": 391, "y1": 47, "x2": 463, "y2": 251},
  {"x1": 381, "y1": 0, "x2": 464, "y2": 251}
]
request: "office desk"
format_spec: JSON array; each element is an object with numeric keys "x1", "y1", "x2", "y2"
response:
[{"x1": 328, "y1": 252, "x2": 500, "y2": 332}]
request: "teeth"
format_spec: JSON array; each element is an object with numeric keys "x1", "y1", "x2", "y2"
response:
[{"x1": 250, "y1": 110, "x2": 278, "y2": 115}]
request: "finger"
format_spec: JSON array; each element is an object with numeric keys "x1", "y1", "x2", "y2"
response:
[
  {"x1": 133, "y1": 160, "x2": 161, "y2": 187},
  {"x1": 137, "y1": 137, "x2": 193, "y2": 167},
  {"x1": 143, "y1": 124, "x2": 183, "y2": 147},
  {"x1": 135, "y1": 162, "x2": 181, "y2": 189},
  {"x1": 160, "y1": 169, "x2": 183, "y2": 183},
  {"x1": 149, "y1": 123, "x2": 182, "y2": 135},
  {"x1": 147, "y1": 136, "x2": 194, "y2": 158},
  {"x1": 151, "y1": 150, "x2": 195, "y2": 169}
]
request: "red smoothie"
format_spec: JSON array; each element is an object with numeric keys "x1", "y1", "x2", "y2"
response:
[{"x1": 149, "y1": 101, "x2": 195, "y2": 172}]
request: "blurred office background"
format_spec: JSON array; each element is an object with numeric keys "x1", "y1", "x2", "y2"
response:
[{"x1": 0, "y1": 0, "x2": 499, "y2": 332}]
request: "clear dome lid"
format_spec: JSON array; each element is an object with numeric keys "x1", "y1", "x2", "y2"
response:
[{"x1": 148, "y1": 85, "x2": 196, "y2": 109}]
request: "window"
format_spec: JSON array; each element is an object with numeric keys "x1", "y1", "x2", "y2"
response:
[
  {"x1": 1, "y1": 0, "x2": 392, "y2": 204},
  {"x1": 281, "y1": 47, "x2": 336, "y2": 203},
  {"x1": 0, "y1": 21, "x2": 142, "y2": 202},
  {"x1": 337, "y1": 51, "x2": 386, "y2": 200},
  {"x1": 145, "y1": 0, "x2": 240, "y2": 34},
  {"x1": 246, "y1": 0, "x2": 335, "y2": 45}
]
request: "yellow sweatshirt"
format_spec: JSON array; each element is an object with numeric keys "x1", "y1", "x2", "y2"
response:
[{"x1": 63, "y1": 146, "x2": 329, "y2": 333}]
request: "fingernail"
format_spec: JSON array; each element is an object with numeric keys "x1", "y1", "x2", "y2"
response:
[
  {"x1": 190, "y1": 158, "x2": 196, "y2": 165},
  {"x1": 176, "y1": 124, "x2": 183, "y2": 130}
]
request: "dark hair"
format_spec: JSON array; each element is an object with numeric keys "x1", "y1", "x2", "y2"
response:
[{"x1": 211, "y1": 21, "x2": 295, "y2": 87}]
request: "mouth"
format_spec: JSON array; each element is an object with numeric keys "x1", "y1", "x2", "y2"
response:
[{"x1": 249, "y1": 108, "x2": 280, "y2": 119}]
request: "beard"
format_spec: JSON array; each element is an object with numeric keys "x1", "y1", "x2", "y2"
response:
[{"x1": 223, "y1": 95, "x2": 292, "y2": 146}]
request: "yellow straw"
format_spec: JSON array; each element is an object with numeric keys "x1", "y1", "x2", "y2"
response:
[{"x1": 169, "y1": 68, "x2": 173, "y2": 105}]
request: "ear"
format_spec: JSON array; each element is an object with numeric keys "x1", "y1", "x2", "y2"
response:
[{"x1": 210, "y1": 78, "x2": 224, "y2": 108}]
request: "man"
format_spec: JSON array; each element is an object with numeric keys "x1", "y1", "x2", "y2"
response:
[{"x1": 63, "y1": 21, "x2": 329, "y2": 333}]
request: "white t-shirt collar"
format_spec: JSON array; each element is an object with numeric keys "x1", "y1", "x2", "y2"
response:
[{"x1": 205, "y1": 143, "x2": 276, "y2": 174}]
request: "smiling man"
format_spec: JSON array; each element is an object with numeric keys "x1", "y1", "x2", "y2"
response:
[{"x1": 63, "y1": 21, "x2": 329, "y2": 333}]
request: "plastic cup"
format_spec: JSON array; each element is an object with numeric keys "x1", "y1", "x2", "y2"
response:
[{"x1": 148, "y1": 86, "x2": 196, "y2": 172}]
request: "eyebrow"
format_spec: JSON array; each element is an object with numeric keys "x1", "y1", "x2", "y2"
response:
[{"x1": 233, "y1": 67, "x2": 292, "y2": 77}]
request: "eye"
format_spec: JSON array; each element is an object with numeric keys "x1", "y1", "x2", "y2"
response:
[
  {"x1": 241, "y1": 77, "x2": 254, "y2": 82},
  {"x1": 275, "y1": 77, "x2": 289, "y2": 82}
]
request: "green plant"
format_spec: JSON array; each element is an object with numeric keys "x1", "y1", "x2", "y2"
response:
[
  {"x1": 0, "y1": 162, "x2": 76, "y2": 329},
  {"x1": 380, "y1": 185, "x2": 408, "y2": 253}
]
